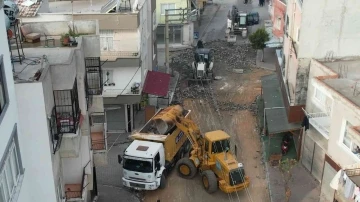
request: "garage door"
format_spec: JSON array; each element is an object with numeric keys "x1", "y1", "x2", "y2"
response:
[
  {"x1": 105, "y1": 105, "x2": 126, "y2": 133},
  {"x1": 301, "y1": 133, "x2": 325, "y2": 182}
]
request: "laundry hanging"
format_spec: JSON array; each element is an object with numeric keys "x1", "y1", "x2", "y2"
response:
[
  {"x1": 301, "y1": 116, "x2": 309, "y2": 131},
  {"x1": 344, "y1": 178, "x2": 355, "y2": 199}
]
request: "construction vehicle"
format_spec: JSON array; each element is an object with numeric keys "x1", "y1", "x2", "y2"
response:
[
  {"x1": 227, "y1": 6, "x2": 248, "y2": 38},
  {"x1": 118, "y1": 105, "x2": 250, "y2": 194},
  {"x1": 118, "y1": 105, "x2": 191, "y2": 190},
  {"x1": 190, "y1": 40, "x2": 214, "y2": 82}
]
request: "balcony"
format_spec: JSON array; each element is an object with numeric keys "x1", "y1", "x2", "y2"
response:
[
  {"x1": 55, "y1": 79, "x2": 82, "y2": 157},
  {"x1": 54, "y1": 80, "x2": 81, "y2": 134},
  {"x1": 85, "y1": 57, "x2": 103, "y2": 96},
  {"x1": 307, "y1": 111, "x2": 330, "y2": 139},
  {"x1": 100, "y1": 51, "x2": 139, "y2": 61},
  {"x1": 65, "y1": 161, "x2": 91, "y2": 202},
  {"x1": 90, "y1": 112, "x2": 107, "y2": 152}
]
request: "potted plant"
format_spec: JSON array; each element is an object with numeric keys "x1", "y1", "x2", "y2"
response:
[{"x1": 61, "y1": 33, "x2": 70, "y2": 46}]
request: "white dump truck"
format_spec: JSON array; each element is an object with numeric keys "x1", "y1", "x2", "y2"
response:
[{"x1": 118, "y1": 105, "x2": 191, "y2": 190}]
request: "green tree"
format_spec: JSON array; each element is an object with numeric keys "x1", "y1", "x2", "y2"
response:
[{"x1": 249, "y1": 28, "x2": 270, "y2": 62}]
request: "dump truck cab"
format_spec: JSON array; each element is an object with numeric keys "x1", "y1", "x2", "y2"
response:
[{"x1": 122, "y1": 140, "x2": 166, "y2": 190}]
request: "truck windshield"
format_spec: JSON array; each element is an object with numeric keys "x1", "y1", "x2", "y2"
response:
[
  {"x1": 123, "y1": 158, "x2": 153, "y2": 173},
  {"x1": 239, "y1": 16, "x2": 246, "y2": 25}
]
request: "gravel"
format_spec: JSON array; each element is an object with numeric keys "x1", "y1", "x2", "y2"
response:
[{"x1": 169, "y1": 40, "x2": 259, "y2": 115}]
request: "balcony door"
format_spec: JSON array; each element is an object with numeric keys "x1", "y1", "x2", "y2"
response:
[{"x1": 104, "y1": 105, "x2": 126, "y2": 133}]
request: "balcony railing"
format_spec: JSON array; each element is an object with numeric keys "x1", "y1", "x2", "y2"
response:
[
  {"x1": 65, "y1": 161, "x2": 91, "y2": 201},
  {"x1": 85, "y1": 57, "x2": 103, "y2": 96},
  {"x1": 307, "y1": 111, "x2": 331, "y2": 138},
  {"x1": 54, "y1": 79, "x2": 81, "y2": 134},
  {"x1": 100, "y1": 50, "x2": 140, "y2": 61},
  {"x1": 49, "y1": 107, "x2": 63, "y2": 154},
  {"x1": 102, "y1": 87, "x2": 142, "y2": 97}
]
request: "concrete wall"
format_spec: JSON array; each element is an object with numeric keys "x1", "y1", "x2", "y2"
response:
[
  {"x1": 299, "y1": 0, "x2": 360, "y2": 59},
  {"x1": 0, "y1": 10, "x2": 31, "y2": 202},
  {"x1": 62, "y1": 136, "x2": 92, "y2": 184},
  {"x1": 22, "y1": 13, "x2": 140, "y2": 30},
  {"x1": 109, "y1": 30, "x2": 139, "y2": 52},
  {"x1": 182, "y1": 22, "x2": 194, "y2": 45},
  {"x1": 102, "y1": 67, "x2": 142, "y2": 95},
  {"x1": 15, "y1": 82, "x2": 58, "y2": 202},
  {"x1": 83, "y1": 35, "x2": 101, "y2": 57},
  {"x1": 22, "y1": 20, "x2": 98, "y2": 36}
]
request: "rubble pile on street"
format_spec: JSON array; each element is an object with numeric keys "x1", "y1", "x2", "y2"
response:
[
  {"x1": 170, "y1": 40, "x2": 259, "y2": 116},
  {"x1": 170, "y1": 40, "x2": 256, "y2": 70}
]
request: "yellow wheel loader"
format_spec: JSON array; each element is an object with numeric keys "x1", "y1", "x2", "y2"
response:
[{"x1": 152, "y1": 105, "x2": 250, "y2": 194}]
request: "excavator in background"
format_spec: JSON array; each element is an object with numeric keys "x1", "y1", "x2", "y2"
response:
[
  {"x1": 226, "y1": 5, "x2": 260, "y2": 39},
  {"x1": 118, "y1": 105, "x2": 250, "y2": 194}
]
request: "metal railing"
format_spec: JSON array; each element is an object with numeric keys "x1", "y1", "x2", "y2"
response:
[
  {"x1": 65, "y1": 161, "x2": 91, "y2": 200},
  {"x1": 54, "y1": 79, "x2": 81, "y2": 134},
  {"x1": 102, "y1": 87, "x2": 142, "y2": 97},
  {"x1": 100, "y1": 50, "x2": 140, "y2": 59},
  {"x1": 85, "y1": 57, "x2": 103, "y2": 96},
  {"x1": 346, "y1": 168, "x2": 360, "y2": 177}
]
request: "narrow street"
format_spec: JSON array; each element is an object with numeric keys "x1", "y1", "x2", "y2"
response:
[{"x1": 143, "y1": 1, "x2": 272, "y2": 202}]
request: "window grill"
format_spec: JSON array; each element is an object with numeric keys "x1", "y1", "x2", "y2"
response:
[
  {"x1": 53, "y1": 79, "x2": 81, "y2": 134},
  {"x1": 49, "y1": 107, "x2": 62, "y2": 154},
  {"x1": 85, "y1": 57, "x2": 103, "y2": 96}
]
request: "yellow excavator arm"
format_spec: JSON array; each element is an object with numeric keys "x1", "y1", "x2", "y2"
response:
[{"x1": 152, "y1": 105, "x2": 203, "y2": 160}]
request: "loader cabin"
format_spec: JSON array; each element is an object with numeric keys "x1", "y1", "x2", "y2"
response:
[
  {"x1": 194, "y1": 49, "x2": 213, "y2": 65},
  {"x1": 203, "y1": 130, "x2": 231, "y2": 154}
]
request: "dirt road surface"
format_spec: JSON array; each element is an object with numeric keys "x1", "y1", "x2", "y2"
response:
[{"x1": 143, "y1": 65, "x2": 272, "y2": 202}]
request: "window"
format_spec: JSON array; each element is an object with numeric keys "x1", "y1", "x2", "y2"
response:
[
  {"x1": 0, "y1": 55, "x2": 8, "y2": 118},
  {"x1": 275, "y1": 17, "x2": 281, "y2": 30},
  {"x1": 0, "y1": 126, "x2": 24, "y2": 202},
  {"x1": 342, "y1": 121, "x2": 360, "y2": 159},
  {"x1": 100, "y1": 30, "x2": 114, "y2": 51},
  {"x1": 161, "y1": 3, "x2": 175, "y2": 15},
  {"x1": 155, "y1": 153, "x2": 160, "y2": 163}
]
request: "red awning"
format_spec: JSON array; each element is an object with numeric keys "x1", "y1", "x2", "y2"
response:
[{"x1": 142, "y1": 71, "x2": 171, "y2": 97}]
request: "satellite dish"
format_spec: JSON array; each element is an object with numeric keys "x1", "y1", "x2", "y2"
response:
[
  {"x1": 4, "y1": 14, "x2": 10, "y2": 30},
  {"x1": 3, "y1": 0, "x2": 19, "y2": 24}
]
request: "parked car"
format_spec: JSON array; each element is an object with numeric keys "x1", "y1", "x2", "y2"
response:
[{"x1": 247, "y1": 12, "x2": 260, "y2": 25}]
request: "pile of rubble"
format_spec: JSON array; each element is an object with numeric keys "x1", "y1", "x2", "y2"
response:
[
  {"x1": 170, "y1": 40, "x2": 257, "y2": 71},
  {"x1": 170, "y1": 40, "x2": 259, "y2": 116}
]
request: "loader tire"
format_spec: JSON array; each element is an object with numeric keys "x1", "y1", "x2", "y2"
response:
[
  {"x1": 159, "y1": 174, "x2": 166, "y2": 189},
  {"x1": 201, "y1": 170, "x2": 218, "y2": 193},
  {"x1": 176, "y1": 158, "x2": 197, "y2": 179}
]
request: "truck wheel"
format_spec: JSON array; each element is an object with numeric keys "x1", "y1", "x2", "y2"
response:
[
  {"x1": 159, "y1": 174, "x2": 166, "y2": 189},
  {"x1": 201, "y1": 170, "x2": 218, "y2": 193},
  {"x1": 176, "y1": 158, "x2": 197, "y2": 179}
]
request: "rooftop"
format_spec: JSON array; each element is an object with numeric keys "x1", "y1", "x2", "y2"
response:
[
  {"x1": 319, "y1": 59, "x2": 360, "y2": 107},
  {"x1": 124, "y1": 140, "x2": 162, "y2": 159},
  {"x1": 48, "y1": 0, "x2": 136, "y2": 14},
  {"x1": 16, "y1": 0, "x2": 42, "y2": 17},
  {"x1": 12, "y1": 48, "x2": 75, "y2": 84}
]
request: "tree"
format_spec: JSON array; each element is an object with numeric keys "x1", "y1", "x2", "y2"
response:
[{"x1": 249, "y1": 28, "x2": 270, "y2": 62}]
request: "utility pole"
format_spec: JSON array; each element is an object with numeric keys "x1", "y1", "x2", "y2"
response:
[{"x1": 165, "y1": 10, "x2": 170, "y2": 74}]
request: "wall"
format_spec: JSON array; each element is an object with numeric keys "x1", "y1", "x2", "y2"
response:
[
  {"x1": 299, "y1": 0, "x2": 360, "y2": 59},
  {"x1": 0, "y1": 10, "x2": 31, "y2": 201},
  {"x1": 15, "y1": 82, "x2": 58, "y2": 202},
  {"x1": 272, "y1": 0, "x2": 286, "y2": 38},
  {"x1": 22, "y1": 13, "x2": 139, "y2": 30},
  {"x1": 62, "y1": 136, "x2": 92, "y2": 184},
  {"x1": 24, "y1": 20, "x2": 98, "y2": 36},
  {"x1": 83, "y1": 36, "x2": 101, "y2": 57},
  {"x1": 182, "y1": 22, "x2": 193, "y2": 45},
  {"x1": 102, "y1": 67, "x2": 142, "y2": 94},
  {"x1": 111, "y1": 30, "x2": 139, "y2": 52}
]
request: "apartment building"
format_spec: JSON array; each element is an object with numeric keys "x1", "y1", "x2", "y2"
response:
[
  {"x1": 156, "y1": 0, "x2": 196, "y2": 46},
  {"x1": 302, "y1": 58, "x2": 360, "y2": 202},
  {"x1": 0, "y1": 6, "x2": 24, "y2": 202},
  {"x1": 1, "y1": 16, "x2": 103, "y2": 201},
  {"x1": 269, "y1": 0, "x2": 286, "y2": 39},
  {"x1": 18, "y1": 0, "x2": 158, "y2": 133}
]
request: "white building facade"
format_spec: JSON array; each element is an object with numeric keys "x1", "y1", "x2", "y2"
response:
[{"x1": 302, "y1": 58, "x2": 360, "y2": 202}]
